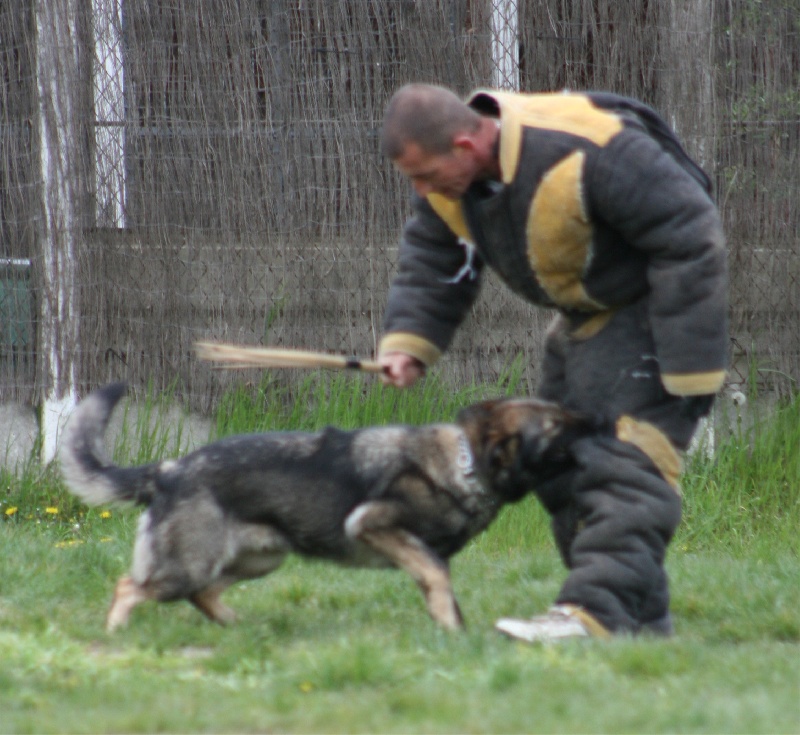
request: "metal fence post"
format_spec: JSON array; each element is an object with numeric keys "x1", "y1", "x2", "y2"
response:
[
  {"x1": 93, "y1": 0, "x2": 126, "y2": 228},
  {"x1": 491, "y1": 0, "x2": 519, "y2": 91}
]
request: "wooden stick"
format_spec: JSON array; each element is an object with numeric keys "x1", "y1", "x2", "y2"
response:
[{"x1": 194, "y1": 341, "x2": 385, "y2": 374}]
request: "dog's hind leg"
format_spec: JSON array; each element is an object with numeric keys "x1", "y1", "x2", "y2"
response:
[
  {"x1": 106, "y1": 575, "x2": 152, "y2": 632},
  {"x1": 188, "y1": 527, "x2": 288, "y2": 625},
  {"x1": 189, "y1": 583, "x2": 237, "y2": 625},
  {"x1": 346, "y1": 503, "x2": 464, "y2": 630}
]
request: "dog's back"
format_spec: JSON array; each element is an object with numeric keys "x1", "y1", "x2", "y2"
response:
[{"x1": 60, "y1": 383, "x2": 379, "y2": 509}]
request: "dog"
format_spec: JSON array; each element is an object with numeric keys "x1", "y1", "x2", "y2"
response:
[{"x1": 59, "y1": 382, "x2": 603, "y2": 632}]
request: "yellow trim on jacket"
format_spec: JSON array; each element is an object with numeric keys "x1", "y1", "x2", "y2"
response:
[
  {"x1": 468, "y1": 90, "x2": 624, "y2": 184},
  {"x1": 378, "y1": 332, "x2": 442, "y2": 367},
  {"x1": 616, "y1": 415, "x2": 683, "y2": 490},
  {"x1": 662, "y1": 370, "x2": 727, "y2": 396},
  {"x1": 526, "y1": 150, "x2": 605, "y2": 311},
  {"x1": 426, "y1": 194, "x2": 473, "y2": 243}
]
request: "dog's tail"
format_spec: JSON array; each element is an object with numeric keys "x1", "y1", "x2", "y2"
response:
[{"x1": 59, "y1": 382, "x2": 159, "y2": 507}]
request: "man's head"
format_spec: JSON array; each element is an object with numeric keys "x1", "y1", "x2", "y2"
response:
[{"x1": 381, "y1": 83, "x2": 500, "y2": 200}]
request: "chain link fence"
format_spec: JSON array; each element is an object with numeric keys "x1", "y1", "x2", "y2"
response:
[{"x1": 1, "y1": 0, "x2": 797, "y2": 418}]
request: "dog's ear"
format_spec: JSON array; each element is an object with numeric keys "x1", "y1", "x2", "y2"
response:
[
  {"x1": 518, "y1": 409, "x2": 610, "y2": 466},
  {"x1": 456, "y1": 400, "x2": 499, "y2": 426}
]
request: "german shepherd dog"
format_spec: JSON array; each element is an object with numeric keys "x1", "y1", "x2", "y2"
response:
[{"x1": 59, "y1": 383, "x2": 603, "y2": 632}]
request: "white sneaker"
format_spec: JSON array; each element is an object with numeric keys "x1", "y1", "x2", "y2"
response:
[{"x1": 495, "y1": 604, "x2": 610, "y2": 642}]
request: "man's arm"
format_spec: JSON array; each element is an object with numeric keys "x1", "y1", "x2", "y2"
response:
[
  {"x1": 379, "y1": 195, "x2": 484, "y2": 386},
  {"x1": 587, "y1": 129, "x2": 728, "y2": 397}
]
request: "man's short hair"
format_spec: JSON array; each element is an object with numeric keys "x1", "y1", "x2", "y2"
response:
[{"x1": 381, "y1": 84, "x2": 481, "y2": 159}]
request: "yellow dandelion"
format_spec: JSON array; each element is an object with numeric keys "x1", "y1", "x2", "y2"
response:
[
  {"x1": 100, "y1": 510, "x2": 112, "y2": 519},
  {"x1": 299, "y1": 681, "x2": 314, "y2": 693},
  {"x1": 5, "y1": 507, "x2": 18, "y2": 516},
  {"x1": 55, "y1": 539, "x2": 85, "y2": 549},
  {"x1": 45, "y1": 507, "x2": 59, "y2": 515}
]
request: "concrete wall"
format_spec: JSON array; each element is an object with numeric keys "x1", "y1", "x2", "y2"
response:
[{"x1": 0, "y1": 398, "x2": 215, "y2": 472}]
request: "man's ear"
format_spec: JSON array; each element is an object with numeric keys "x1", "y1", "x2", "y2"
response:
[{"x1": 452, "y1": 133, "x2": 477, "y2": 153}]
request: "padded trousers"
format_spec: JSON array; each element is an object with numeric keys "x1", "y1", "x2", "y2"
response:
[
  {"x1": 542, "y1": 437, "x2": 682, "y2": 633},
  {"x1": 535, "y1": 300, "x2": 702, "y2": 633}
]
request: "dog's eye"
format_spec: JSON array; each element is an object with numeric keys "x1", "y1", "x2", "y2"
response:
[{"x1": 490, "y1": 436, "x2": 520, "y2": 468}]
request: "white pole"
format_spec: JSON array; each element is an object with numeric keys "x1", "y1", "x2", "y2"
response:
[{"x1": 35, "y1": 0, "x2": 81, "y2": 463}]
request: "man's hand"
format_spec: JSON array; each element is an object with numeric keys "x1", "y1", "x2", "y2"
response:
[{"x1": 379, "y1": 352, "x2": 426, "y2": 388}]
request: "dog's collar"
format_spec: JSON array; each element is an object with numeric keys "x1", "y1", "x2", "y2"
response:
[
  {"x1": 456, "y1": 433, "x2": 475, "y2": 475},
  {"x1": 456, "y1": 432, "x2": 484, "y2": 495}
]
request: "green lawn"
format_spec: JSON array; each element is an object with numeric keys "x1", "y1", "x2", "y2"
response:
[{"x1": 0, "y1": 375, "x2": 797, "y2": 733}]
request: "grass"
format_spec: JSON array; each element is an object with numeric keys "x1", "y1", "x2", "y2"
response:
[
  {"x1": 679, "y1": 393, "x2": 800, "y2": 554},
  {"x1": 0, "y1": 374, "x2": 798, "y2": 734}
]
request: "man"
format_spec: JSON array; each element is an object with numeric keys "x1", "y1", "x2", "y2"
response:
[{"x1": 377, "y1": 83, "x2": 728, "y2": 641}]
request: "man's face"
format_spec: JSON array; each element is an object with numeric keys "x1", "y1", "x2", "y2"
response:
[{"x1": 393, "y1": 141, "x2": 475, "y2": 200}]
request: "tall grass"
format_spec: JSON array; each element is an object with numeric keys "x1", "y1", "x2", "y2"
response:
[
  {"x1": 678, "y1": 392, "x2": 800, "y2": 555},
  {"x1": 110, "y1": 380, "x2": 191, "y2": 465},
  {"x1": 213, "y1": 359, "x2": 528, "y2": 437}
]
